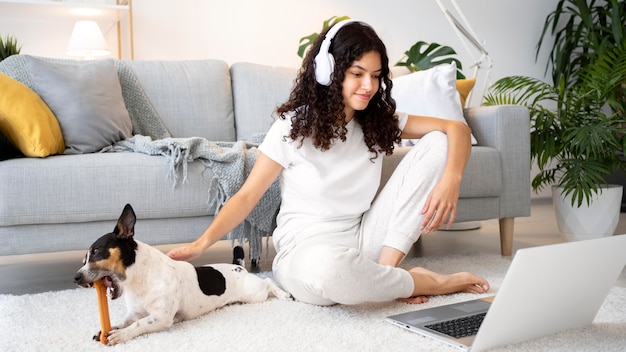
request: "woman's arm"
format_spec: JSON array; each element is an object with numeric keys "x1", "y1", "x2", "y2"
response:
[
  {"x1": 167, "y1": 152, "x2": 283, "y2": 261},
  {"x1": 402, "y1": 115, "x2": 472, "y2": 233},
  {"x1": 378, "y1": 115, "x2": 471, "y2": 268}
]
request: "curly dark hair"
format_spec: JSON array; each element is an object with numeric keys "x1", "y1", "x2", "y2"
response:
[{"x1": 276, "y1": 21, "x2": 401, "y2": 158}]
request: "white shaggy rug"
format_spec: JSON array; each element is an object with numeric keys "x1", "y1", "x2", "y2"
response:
[{"x1": 1, "y1": 254, "x2": 625, "y2": 352}]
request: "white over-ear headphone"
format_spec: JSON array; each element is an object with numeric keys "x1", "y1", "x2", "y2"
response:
[{"x1": 314, "y1": 19, "x2": 366, "y2": 86}]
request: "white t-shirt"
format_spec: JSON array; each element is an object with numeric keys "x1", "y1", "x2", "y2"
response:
[{"x1": 258, "y1": 111, "x2": 409, "y2": 248}]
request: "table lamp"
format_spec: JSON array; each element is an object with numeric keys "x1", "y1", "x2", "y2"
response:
[{"x1": 66, "y1": 20, "x2": 111, "y2": 59}]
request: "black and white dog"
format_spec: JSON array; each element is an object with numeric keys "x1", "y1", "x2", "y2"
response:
[{"x1": 74, "y1": 204, "x2": 291, "y2": 345}]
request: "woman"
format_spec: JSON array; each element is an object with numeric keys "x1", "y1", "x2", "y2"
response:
[{"x1": 168, "y1": 20, "x2": 489, "y2": 305}]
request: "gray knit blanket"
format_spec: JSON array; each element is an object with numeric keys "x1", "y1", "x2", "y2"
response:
[{"x1": 102, "y1": 135, "x2": 280, "y2": 261}]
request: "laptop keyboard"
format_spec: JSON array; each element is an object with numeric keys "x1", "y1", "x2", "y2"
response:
[{"x1": 424, "y1": 312, "x2": 486, "y2": 339}]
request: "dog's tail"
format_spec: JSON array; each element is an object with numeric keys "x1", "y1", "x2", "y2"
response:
[{"x1": 232, "y1": 246, "x2": 245, "y2": 267}]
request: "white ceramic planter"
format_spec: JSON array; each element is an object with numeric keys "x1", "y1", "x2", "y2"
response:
[{"x1": 552, "y1": 185, "x2": 623, "y2": 241}]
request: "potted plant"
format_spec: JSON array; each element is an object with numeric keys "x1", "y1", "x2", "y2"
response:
[
  {"x1": 539, "y1": 0, "x2": 626, "y2": 208},
  {"x1": 485, "y1": 40, "x2": 626, "y2": 239},
  {"x1": 484, "y1": 0, "x2": 626, "y2": 239},
  {"x1": 0, "y1": 34, "x2": 21, "y2": 62}
]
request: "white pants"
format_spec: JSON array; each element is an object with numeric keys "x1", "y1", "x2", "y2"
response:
[{"x1": 272, "y1": 132, "x2": 448, "y2": 305}]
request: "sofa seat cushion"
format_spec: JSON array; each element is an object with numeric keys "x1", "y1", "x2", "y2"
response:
[{"x1": 0, "y1": 153, "x2": 216, "y2": 227}]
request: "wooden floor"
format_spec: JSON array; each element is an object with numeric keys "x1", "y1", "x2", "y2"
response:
[{"x1": 1, "y1": 198, "x2": 625, "y2": 295}]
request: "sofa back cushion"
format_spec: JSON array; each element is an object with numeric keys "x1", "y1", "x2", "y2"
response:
[
  {"x1": 230, "y1": 62, "x2": 297, "y2": 141},
  {"x1": 123, "y1": 60, "x2": 236, "y2": 141}
]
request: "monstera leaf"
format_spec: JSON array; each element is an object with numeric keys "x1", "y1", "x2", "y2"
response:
[{"x1": 395, "y1": 41, "x2": 465, "y2": 79}]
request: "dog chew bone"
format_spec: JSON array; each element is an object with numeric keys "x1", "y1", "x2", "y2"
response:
[{"x1": 94, "y1": 279, "x2": 111, "y2": 345}]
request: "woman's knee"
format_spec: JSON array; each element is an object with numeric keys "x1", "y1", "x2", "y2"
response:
[
  {"x1": 404, "y1": 131, "x2": 448, "y2": 170},
  {"x1": 420, "y1": 131, "x2": 448, "y2": 152}
]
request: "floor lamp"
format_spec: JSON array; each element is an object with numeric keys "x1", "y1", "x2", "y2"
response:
[
  {"x1": 435, "y1": 0, "x2": 493, "y2": 107},
  {"x1": 434, "y1": 0, "x2": 492, "y2": 231}
]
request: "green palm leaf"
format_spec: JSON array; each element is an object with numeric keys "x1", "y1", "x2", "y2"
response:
[{"x1": 484, "y1": 42, "x2": 626, "y2": 207}]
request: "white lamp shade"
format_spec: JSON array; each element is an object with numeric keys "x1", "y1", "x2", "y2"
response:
[{"x1": 67, "y1": 20, "x2": 111, "y2": 58}]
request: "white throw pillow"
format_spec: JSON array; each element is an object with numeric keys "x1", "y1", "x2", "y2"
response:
[{"x1": 392, "y1": 63, "x2": 477, "y2": 144}]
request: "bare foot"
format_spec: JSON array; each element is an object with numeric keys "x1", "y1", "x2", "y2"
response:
[
  {"x1": 398, "y1": 295, "x2": 430, "y2": 304},
  {"x1": 407, "y1": 266, "x2": 490, "y2": 298}
]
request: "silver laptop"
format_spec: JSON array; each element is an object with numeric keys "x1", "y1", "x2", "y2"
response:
[{"x1": 386, "y1": 235, "x2": 626, "y2": 351}]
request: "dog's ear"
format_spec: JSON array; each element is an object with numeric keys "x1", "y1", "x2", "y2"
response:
[{"x1": 114, "y1": 204, "x2": 136, "y2": 239}]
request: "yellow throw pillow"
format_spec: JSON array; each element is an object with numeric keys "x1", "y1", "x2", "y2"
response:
[
  {"x1": 456, "y1": 78, "x2": 476, "y2": 108},
  {"x1": 0, "y1": 72, "x2": 65, "y2": 157}
]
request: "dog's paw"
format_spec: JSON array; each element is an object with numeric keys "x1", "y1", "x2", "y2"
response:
[
  {"x1": 275, "y1": 289, "x2": 293, "y2": 301},
  {"x1": 92, "y1": 331, "x2": 102, "y2": 342},
  {"x1": 106, "y1": 329, "x2": 130, "y2": 345},
  {"x1": 265, "y1": 278, "x2": 293, "y2": 300}
]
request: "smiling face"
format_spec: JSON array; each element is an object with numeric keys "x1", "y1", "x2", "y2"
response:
[{"x1": 341, "y1": 50, "x2": 382, "y2": 121}]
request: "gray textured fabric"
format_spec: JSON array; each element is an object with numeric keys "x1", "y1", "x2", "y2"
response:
[
  {"x1": 0, "y1": 55, "x2": 34, "y2": 88},
  {"x1": 24, "y1": 56, "x2": 132, "y2": 154},
  {"x1": 465, "y1": 105, "x2": 531, "y2": 217},
  {"x1": 459, "y1": 146, "x2": 502, "y2": 197},
  {"x1": 115, "y1": 61, "x2": 171, "y2": 139},
  {"x1": 455, "y1": 197, "x2": 500, "y2": 222},
  {"x1": 103, "y1": 135, "x2": 280, "y2": 260},
  {"x1": 122, "y1": 60, "x2": 236, "y2": 141},
  {"x1": 230, "y1": 62, "x2": 297, "y2": 140}
]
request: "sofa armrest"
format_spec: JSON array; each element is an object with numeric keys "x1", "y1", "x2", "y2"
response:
[
  {"x1": 465, "y1": 105, "x2": 531, "y2": 217},
  {"x1": 380, "y1": 105, "x2": 531, "y2": 219}
]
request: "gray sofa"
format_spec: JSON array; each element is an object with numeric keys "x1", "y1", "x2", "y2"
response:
[{"x1": 0, "y1": 58, "x2": 530, "y2": 258}]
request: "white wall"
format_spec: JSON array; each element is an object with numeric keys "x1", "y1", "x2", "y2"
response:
[
  {"x1": 2, "y1": 0, "x2": 557, "y2": 80},
  {"x1": 0, "y1": 0, "x2": 557, "y2": 197},
  {"x1": 132, "y1": 0, "x2": 557, "y2": 86}
]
